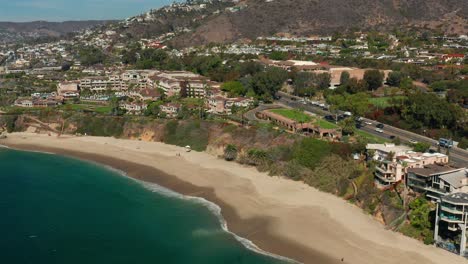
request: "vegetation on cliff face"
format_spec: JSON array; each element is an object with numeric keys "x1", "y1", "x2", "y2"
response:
[
  {"x1": 163, "y1": 120, "x2": 209, "y2": 152},
  {"x1": 399, "y1": 197, "x2": 435, "y2": 245}
]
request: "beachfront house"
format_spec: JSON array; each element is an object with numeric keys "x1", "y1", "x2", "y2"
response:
[
  {"x1": 434, "y1": 192, "x2": 468, "y2": 256},
  {"x1": 372, "y1": 150, "x2": 449, "y2": 189},
  {"x1": 407, "y1": 165, "x2": 468, "y2": 201},
  {"x1": 366, "y1": 143, "x2": 411, "y2": 162}
]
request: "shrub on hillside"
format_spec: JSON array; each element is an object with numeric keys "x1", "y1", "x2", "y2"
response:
[{"x1": 224, "y1": 144, "x2": 238, "y2": 161}]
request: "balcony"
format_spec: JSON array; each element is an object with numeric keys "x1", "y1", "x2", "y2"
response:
[
  {"x1": 440, "y1": 213, "x2": 463, "y2": 223},
  {"x1": 374, "y1": 171, "x2": 396, "y2": 184},
  {"x1": 408, "y1": 180, "x2": 428, "y2": 190},
  {"x1": 375, "y1": 166, "x2": 392, "y2": 174},
  {"x1": 441, "y1": 206, "x2": 464, "y2": 215}
]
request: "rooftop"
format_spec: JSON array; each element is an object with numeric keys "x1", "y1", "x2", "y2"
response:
[
  {"x1": 439, "y1": 169, "x2": 468, "y2": 189},
  {"x1": 408, "y1": 164, "x2": 463, "y2": 177},
  {"x1": 366, "y1": 143, "x2": 411, "y2": 154},
  {"x1": 442, "y1": 192, "x2": 468, "y2": 204}
]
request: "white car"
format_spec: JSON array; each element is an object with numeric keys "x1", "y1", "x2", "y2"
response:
[
  {"x1": 409, "y1": 139, "x2": 418, "y2": 144},
  {"x1": 365, "y1": 121, "x2": 373, "y2": 125},
  {"x1": 375, "y1": 128, "x2": 384, "y2": 133}
]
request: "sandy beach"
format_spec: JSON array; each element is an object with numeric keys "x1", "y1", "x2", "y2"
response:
[{"x1": 1, "y1": 132, "x2": 466, "y2": 264}]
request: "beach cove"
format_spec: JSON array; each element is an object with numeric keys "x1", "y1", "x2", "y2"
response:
[{"x1": 1, "y1": 132, "x2": 466, "y2": 264}]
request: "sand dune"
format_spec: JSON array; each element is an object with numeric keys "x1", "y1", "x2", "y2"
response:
[{"x1": 1, "y1": 132, "x2": 466, "y2": 264}]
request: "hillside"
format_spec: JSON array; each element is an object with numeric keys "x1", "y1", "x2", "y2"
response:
[
  {"x1": 171, "y1": 0, "x2": 468, "y2": 47},
  {"x1": 0, "y1": 20, "x2": 114, "y2": 43}
]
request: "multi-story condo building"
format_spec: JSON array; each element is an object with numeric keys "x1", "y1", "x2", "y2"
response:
[
  {"x1": 122, "y1": 70, "x2": 155, "y2": 89},
  {"x1": 79, "y1": 76, "x2": 109, "y2": 92},
  {"x1": 407, "y1": 165, "x2": 467, "y2": 201},
  {"x1": 150, "y1": 71, "x2": 219, "y2": 98},
  {"x1": 434, "y1": 191, "x2": 468, "y2": 256}
]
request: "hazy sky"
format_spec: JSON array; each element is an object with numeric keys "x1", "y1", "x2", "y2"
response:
[{"x1": 0, "y1": 0, "x2": 175, "y2": 22}]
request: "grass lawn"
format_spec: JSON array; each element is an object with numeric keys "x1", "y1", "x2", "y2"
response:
[
  {"x1": 369, "y1": 96, "x2": 407, "y2": 108},
  {"x1": 270, "y1": 109, "x2": 312, "y2": 123},
  {"x1": 61, "y1": 104, "x2": 111, "y2": 114},
  {"x1": 316, "y1": 119, "x2": 339, "y2": 129},
  {"x1": 356, "y1": 130, "x2": 388, "y2": 143}
]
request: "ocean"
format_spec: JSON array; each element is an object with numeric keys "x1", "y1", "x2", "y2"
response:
[{"x1": 0, "y1": 148, "x2": 290, "y2": 264}]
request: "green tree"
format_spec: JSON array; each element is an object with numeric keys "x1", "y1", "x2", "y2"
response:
[
  {"x1": 340, "y1": 71, "x2": 350, "y2": 86},
  {"x1": 144, "y1": 101, "x2": 163, "y2": 117},
  {"x1": 79, "y1": 46, "x2": 106, "y2": 66},
  {"x1": 345, "y1": 78, "x2": 368, "y2": 94},
  {"x1": 315, "y1": 73, "x2": 331, "y2": 90},
  {"x1": 412, "y1": 142, "x2": 431, "y2": 152},
  {"x1": 363, "y1": 69, "x2": 384, "y2": 90},
  {"x1": 386, "y1": 71, "x2": 403, "y2": 87},
  {"x1": 293, "y1": 72, "x2": 316, "y2": 96},
  {"x1": 109, "y1": 97, "x2": 125, "y2": 116},
  {"x1": 249, "y1": 67, "x2": 288, "y2": 102},
  {"x1": 339, "y1": 118, "x2": 356, "y2": 135},
  {"x1": 221, "y1": 81, "x2": 246, "y2": 96},
  {"x1": 269, "y1": 51, "x2": 288, "y2": 60}
]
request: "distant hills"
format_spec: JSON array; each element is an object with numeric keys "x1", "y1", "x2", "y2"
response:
[
  {"x1": 2, "y1": 0, "x2": 467, "y2": 46},
  {"x1": 0, "y1": 21, "x2": 114, "y2": 43},
  {"x1": 170, "y1": 0, "x2": 468, "y2": 47}
]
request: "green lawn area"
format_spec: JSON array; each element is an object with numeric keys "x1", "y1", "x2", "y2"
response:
[
  {"x1": 270, "y1": 109, "x2": 312, "y2": 123},
  {"x1": 369, "y1": 96, "x2": 407, "y2": 108},
  {"x1": 60, "y1": 104, "x2": 111, "y2": 114},
  {"x1": 316, "y1": 119, "x2": 339, "y2": 129},
  {"x1": 356, "y1": 130, "x2": 388, "y2": 143}
]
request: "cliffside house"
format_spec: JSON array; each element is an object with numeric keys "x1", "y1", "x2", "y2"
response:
[{"x1": 407, "y1": 165, "x2": 467, "y2": 201}]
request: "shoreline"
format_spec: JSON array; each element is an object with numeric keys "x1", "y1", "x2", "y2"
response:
[{"x1": 1, "y1": 133, "x2": 467, "y2": 264}]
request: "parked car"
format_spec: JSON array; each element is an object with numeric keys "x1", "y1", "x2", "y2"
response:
[
  {"x1": 343, "y1": 111, "x2": 352, "y2": 116},
  {"x1": 375, "y1": 128, "x2": 384, "y2": 133},
  {"x1": 376, "y1": 123, "x2": 385, "y2": 129},
  {"x1": 389, "y1": 135, "x2": 396, "y2": 140},
  {"x1": 409, "y1": 139, "x2": 418, "y2": 144},
  {"x1": 365, "y1": 121, "x2": 373, "y2": 125}
]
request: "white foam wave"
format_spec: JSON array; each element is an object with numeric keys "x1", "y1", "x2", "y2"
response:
[
  {"x1": 0, "y1": 145, "x2": 56, "y2": 155},
  {"x1": 127, "y1": 177, "x2": 300, "y2": 264}
]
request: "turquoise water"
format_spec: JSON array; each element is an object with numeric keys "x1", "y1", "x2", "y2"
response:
[{"x1": 0, "y1": 148, "x2": 288, "y2": 264}]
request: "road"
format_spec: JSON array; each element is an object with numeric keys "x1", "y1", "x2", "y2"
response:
[
  {"x1": 243, "y1": 103, "x2": 282, "y2": 122},
  {"x1": 276, "y1": 92, "x2": 468, "y2": 167}
]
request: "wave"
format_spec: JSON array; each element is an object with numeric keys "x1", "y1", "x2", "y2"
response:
[
  {"x1": 109, "y1": 168, "x2": 299, "y2": 263},
  {"x1": 0, "y1": 145, "x2": 56, "y2": 155}
]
